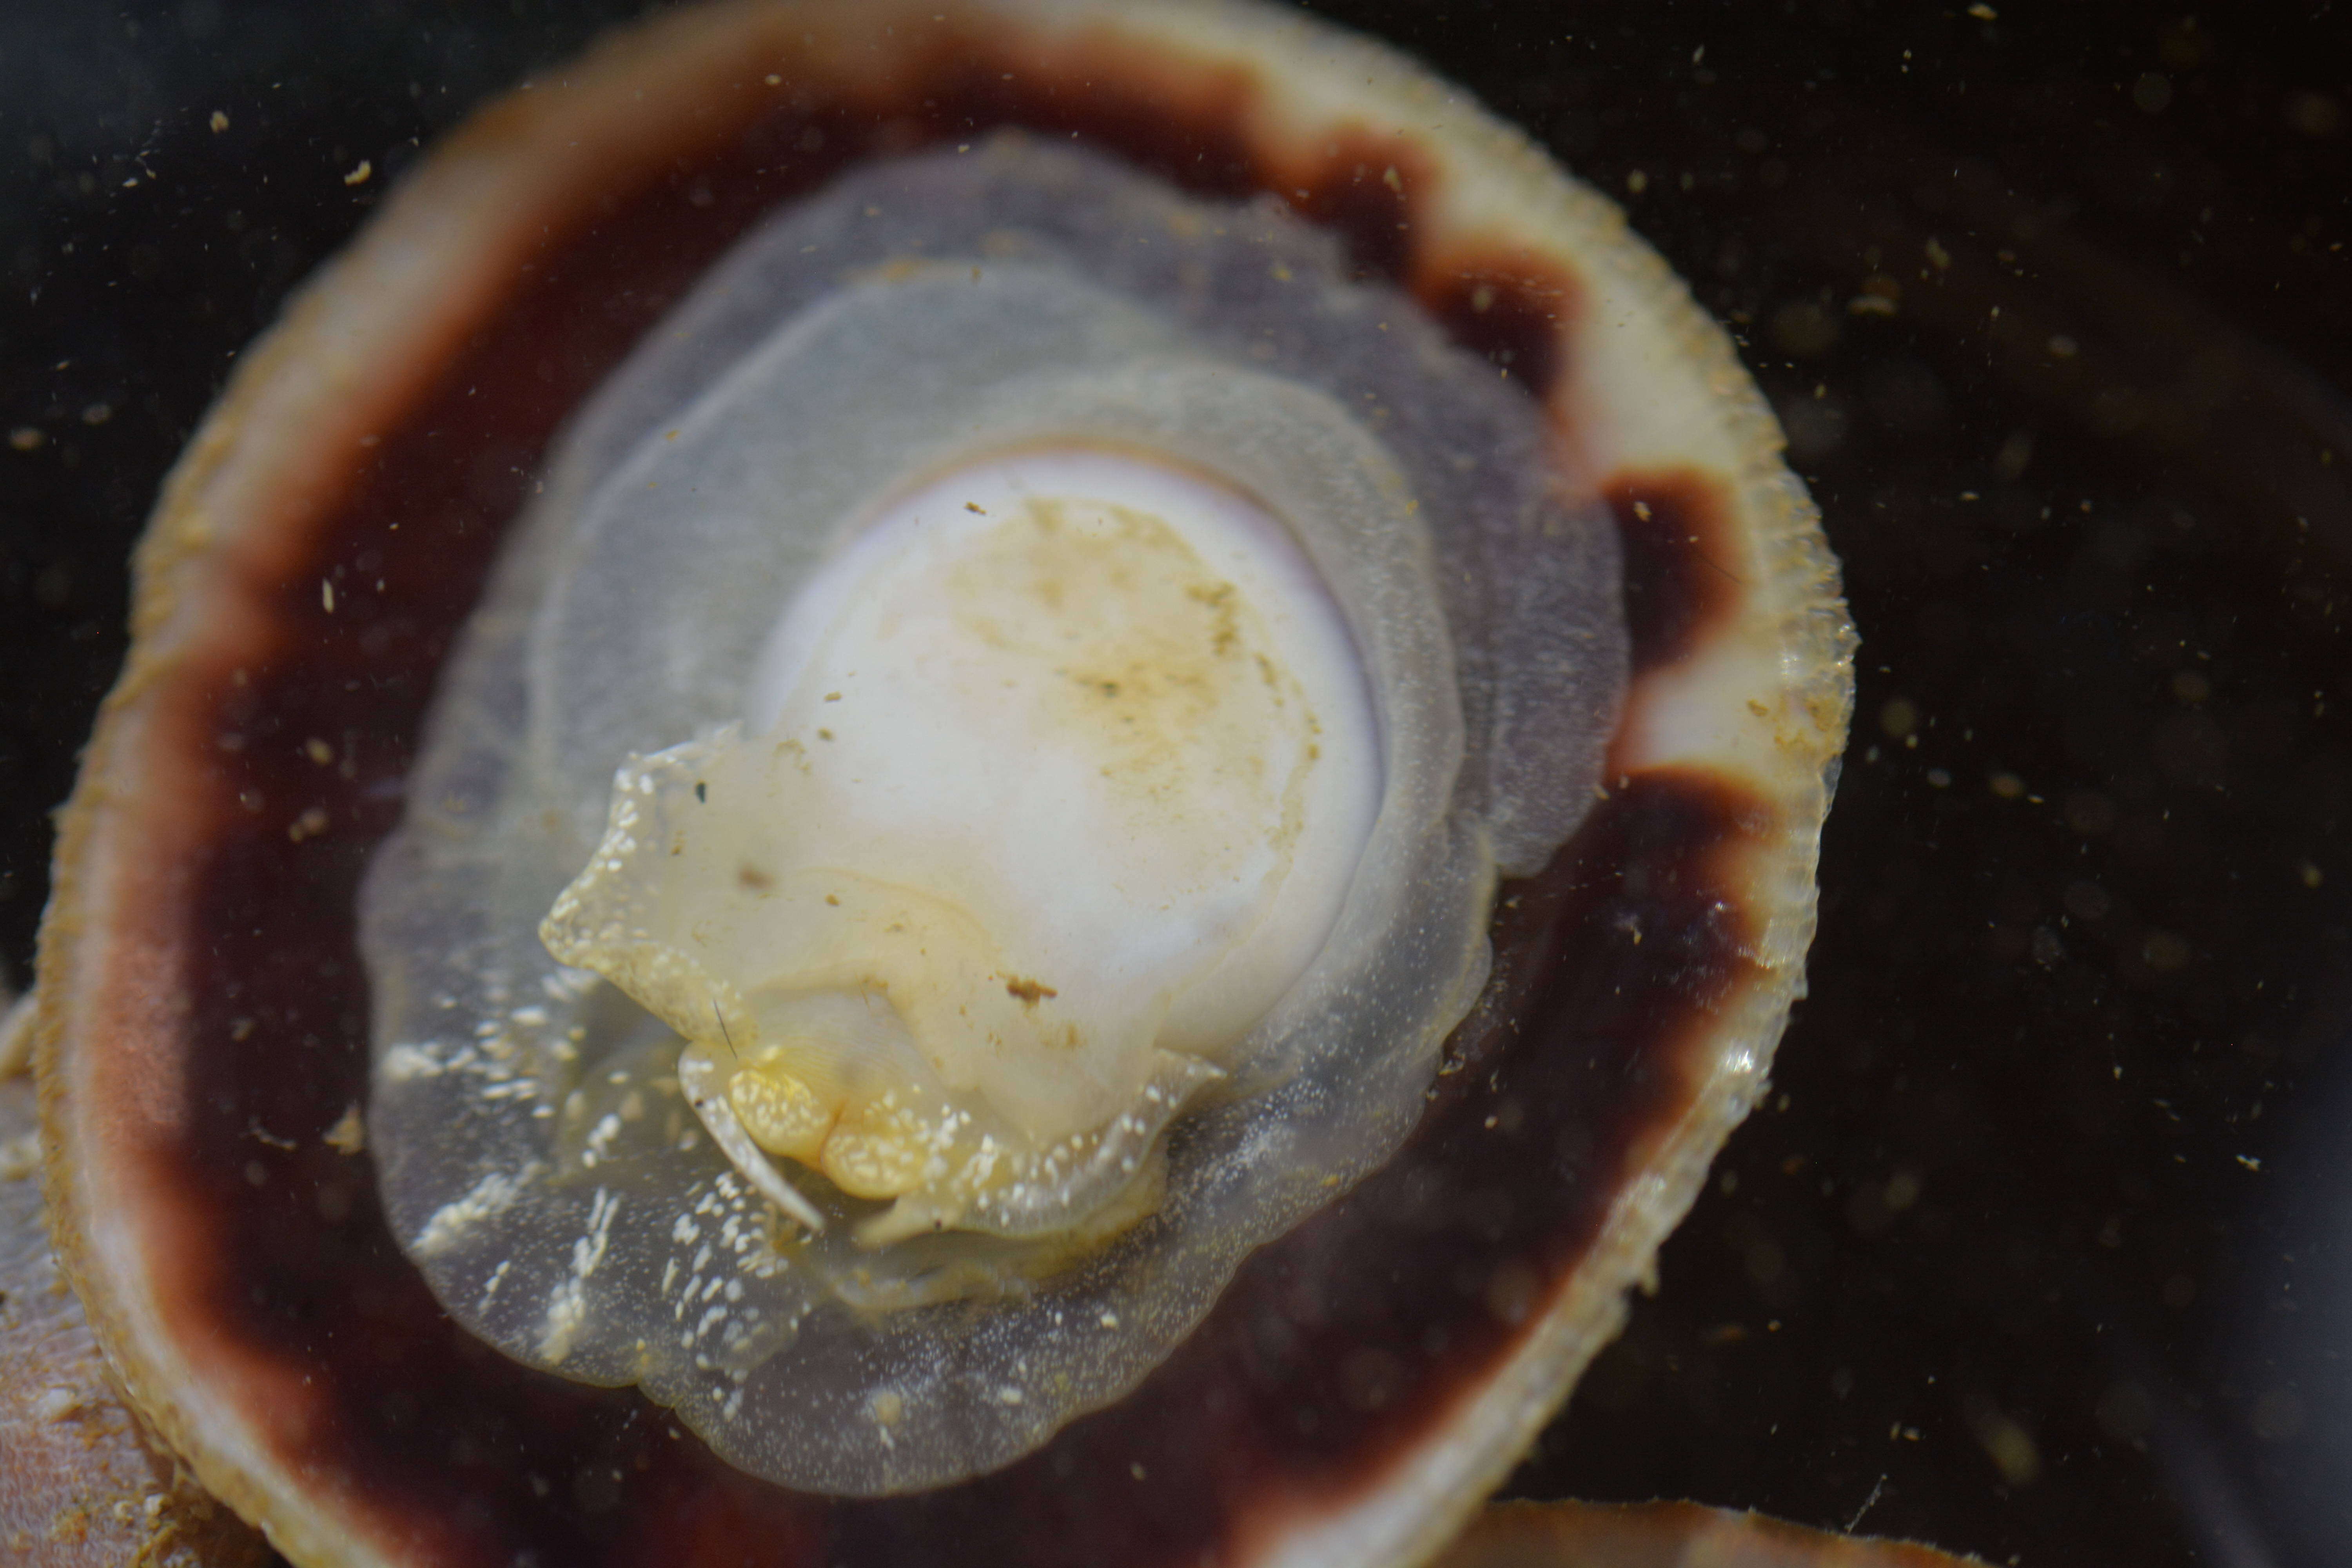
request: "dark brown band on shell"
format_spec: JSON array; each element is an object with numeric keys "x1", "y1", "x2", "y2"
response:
[
  {"x1": 39, "y1": 5, "x2": 1849, "y2": 1566},
  {"x1": 1609, "y1": 468, "x2": 1746, "y2": 674}
]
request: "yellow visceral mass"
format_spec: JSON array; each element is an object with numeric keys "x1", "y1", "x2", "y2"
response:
[{"x1": 541, "y1": 453, "x2": 1381, "y2": 1247}]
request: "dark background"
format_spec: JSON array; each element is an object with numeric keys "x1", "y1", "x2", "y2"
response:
[{"x1": 3, "y1": 2, "x2": 2348, "y2": 1565}]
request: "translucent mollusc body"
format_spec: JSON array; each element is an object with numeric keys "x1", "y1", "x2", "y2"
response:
[{"x1": 360, "y1": 137, "x2": 1626, "y2": 1493}]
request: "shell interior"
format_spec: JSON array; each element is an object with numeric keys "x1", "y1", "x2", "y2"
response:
[{"x1": 29, "y1": 2, "x2": 1853, "y2": 1562}]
